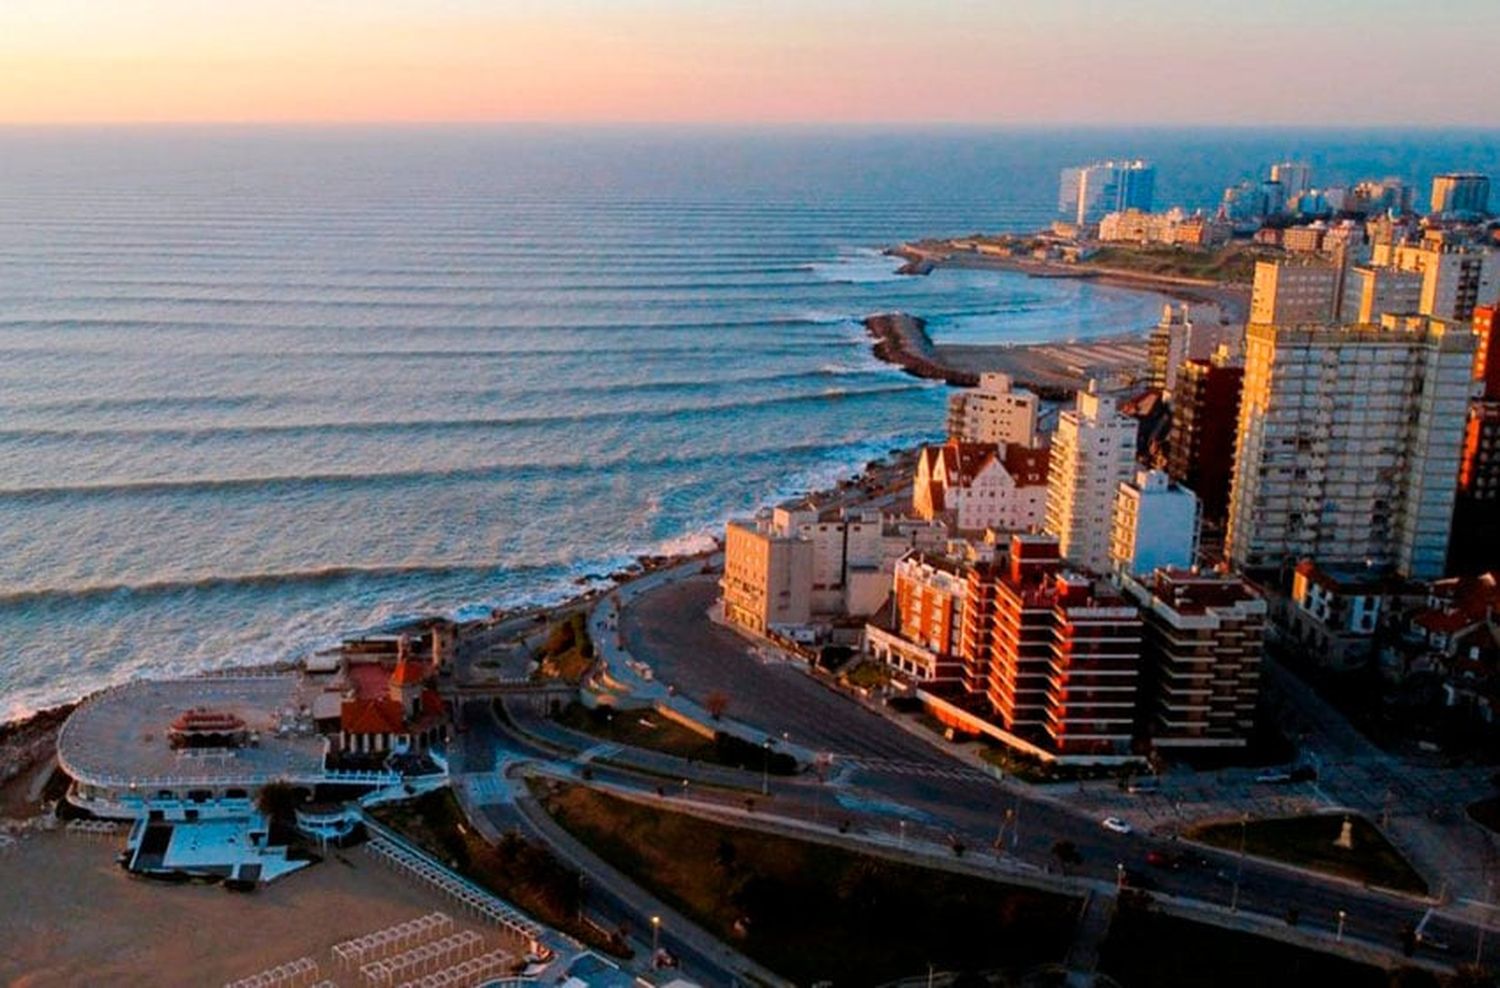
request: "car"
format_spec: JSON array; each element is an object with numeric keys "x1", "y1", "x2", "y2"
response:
[
  {"x1": 1101, "y1": 816, "x2": 1133, "y2": 835},
  {"x1": 1125, "y1": 778, "x2": 1160, "y2": 794},
  {"x1": 1253, "y1": 770, "x2": 1293, "y2": 784},
  {"x1": 1416, "y1": 934, "x2": 1451, "y2": 953}
]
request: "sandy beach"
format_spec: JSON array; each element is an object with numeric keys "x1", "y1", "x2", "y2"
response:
[{"x1": 0, "y1": 831, "x2": 494, "y2": 987}]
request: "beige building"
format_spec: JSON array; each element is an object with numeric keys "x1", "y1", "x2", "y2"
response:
[
  {"x1": 1044, "y1": 384, "x2": 1138, "y2": 573},
  {"x1": 946, "y1": 373, "x2": 1040, "y2": 447},
  {"x1": 1372, "y1": 240, "x2": 1499, "y2": 323},
  {"x1": 722, "y1": 502, "x2": 946, "y2": 637},
  {"x1": 1250, "y1": 259, "x2": 1341, "y2": 326},
  {"x1": 1342, "y1": 265, "x2": 1423, "y2": 324},
  {"x1": 722, "y1": 519, "x2": 814, "y2": 634},
  {"x1": 1226, "y1": 315, "x2": 1475, "y2": 579}
]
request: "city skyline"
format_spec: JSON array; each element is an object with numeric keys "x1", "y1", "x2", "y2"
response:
[{"x1": 5, "y1": 0, "x2": 1500, "y2": 126}]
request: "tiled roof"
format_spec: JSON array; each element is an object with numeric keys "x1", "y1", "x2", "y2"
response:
[{"x1": 340, "y1": 698, "x2": 406, "y2": 735}]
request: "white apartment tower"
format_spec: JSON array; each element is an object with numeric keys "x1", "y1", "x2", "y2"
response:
[
  {"x1": 1045, "y1": 384, "x2": 1138, "y2": 573},
  {"x1": 946, "y1": 373, "x2": 1041, "y2": 447},
  {"x1": 1226, "y1": 315, "x2": 1475, "y2": 579},
  {"x1": 1111, "y1": 469, "x2": 1201, "y2": 577},
  {"x1": 1058, "y1": 160, "x2": 1155, "y2": 226}
]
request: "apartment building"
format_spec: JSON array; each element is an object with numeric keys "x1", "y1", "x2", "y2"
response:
[
  {"x1": 1249, "y1": 259, "x2": 1341, "y2": 326},
  {"x1": 1342, "y1": 265, "x2": 1423, "y2": 324},
  {"x1": 946, "y1": 372, "x2": 1040, "y2": 447},
  {"x1": 865, "y1": 552, "x2": 968, "y2": 687},
  {"x1": 1166, "y1": 358, "x2": 1243, "y2": 525},
  {"x1": 1120, "y1": 569, "x2": 1265, "y2": 748},
  {"x1": 914, "y1": 439, "x2": 1049, "y2": 535},
  {"x1": 1110, "y1": 469, "x2": 1201, "y2": 578},
  {"x1": 1372, "y1": 240, "x2": 1499, "y2": 323},
  {"x1": 1431, "y1": 173, "x2": 1491, "y2": 217},
  {"x1": 1226, "y1": 315, "x2": 1475, "y2": 579},
  {"x1": 1145, "y1": 303, "x2": 1242, "y2": 393},
  {"x1": 1044, "y1": 384, "x2": 1138, "y2": 574}
]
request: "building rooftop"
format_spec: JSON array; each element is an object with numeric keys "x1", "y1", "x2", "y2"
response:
[{"x1": 58, "y1": 675, "x2": 329, "y2": 789}]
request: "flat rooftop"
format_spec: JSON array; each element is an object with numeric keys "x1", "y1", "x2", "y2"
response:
[{"x1": 59, "y1": 675, "x2": 329, "y2": 789}]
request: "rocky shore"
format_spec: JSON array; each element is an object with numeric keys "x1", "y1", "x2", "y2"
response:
[{"x1": 864, "y1": 312, "x2": 978, "y2": 386}]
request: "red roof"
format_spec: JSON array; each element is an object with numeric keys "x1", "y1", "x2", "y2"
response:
[
  {"x1": 1002, "y1": 443, "x2": 1050, "y2": 486},
  {"x1": 391, "y1": 658, "x2": 428, "y2": 687},
  {"x1": 340, "y1": 698, "x2": 406, "y2": 735},
  {"x1": 1415, "y1": 610, "x2": 1478, "y2": 635}
]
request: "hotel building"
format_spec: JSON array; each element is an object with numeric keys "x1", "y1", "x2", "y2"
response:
[{"x1": 914, "y1": 439, "x2": 1049, "y2": 535}]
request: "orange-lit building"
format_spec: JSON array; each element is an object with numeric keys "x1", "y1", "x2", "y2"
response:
[{"x1": 1453, "y1": 305, "x2": 1500, "y2": 574}]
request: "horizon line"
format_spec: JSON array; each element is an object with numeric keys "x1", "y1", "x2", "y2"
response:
[{"x1": 3, "y1": 119, "x2": 1500, "y2": 131}]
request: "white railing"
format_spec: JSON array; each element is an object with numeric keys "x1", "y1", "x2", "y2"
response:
[{"x1": 222, "y1": 955, "x2": 319, "y2": 988}]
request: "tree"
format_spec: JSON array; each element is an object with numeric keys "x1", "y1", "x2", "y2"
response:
[
  {"x1": 706, "y1": 691, "x2": 730, "y2": 720},
  {"x1": 256, "y1": 780, "x2": 301, "y2": 823}
]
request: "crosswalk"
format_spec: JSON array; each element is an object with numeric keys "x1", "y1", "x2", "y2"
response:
[{"x1": 836, "y1": 756, "x2": 993, "y2": 784}]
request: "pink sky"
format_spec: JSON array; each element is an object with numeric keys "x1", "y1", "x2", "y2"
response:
[{"x1": 3, "y1": 1, "x2": 1497, "y2": 126}]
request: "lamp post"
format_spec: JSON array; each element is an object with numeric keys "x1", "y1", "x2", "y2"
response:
[
  {"x1": 1231, "y1": 812, "x2": 1248, "y2": 914},
  {"x1": 899, "y1": 819, "x2": 907, "y2": 849},
  {"x1": 1336, "y1": 909, "x2": 1346, "y2": 942},
  {"x1": 1116, "y1": 862, "x2": 1126, "y2": 893},
  {"x1": 651, "y1": 915, "x2": 661, "y2": 966},
  {"x1": 761, "y1": 738, "x2": 773, "y2": 796}
]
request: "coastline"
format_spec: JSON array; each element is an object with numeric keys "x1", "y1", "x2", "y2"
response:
[{"x1": 890, "y1": 239, "x2": 1251, "y2": 324}]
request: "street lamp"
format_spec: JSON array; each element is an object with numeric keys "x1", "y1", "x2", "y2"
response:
[
  {"x1": 651, "y1": 915, "x2": 661, "y2": 966},
  {"x1": 1231, "y1": 812, "x2": 1248, "y2": 914},
  {"x1": 899, "y1": 819, "x2": 907, "y2": 849},
  {"x1": 1336, "y1": 909, "x2": 1346, "y2": 942},
  {"x1": 761, "y1": 738, "x2": 773, "y2": 796},
  {"x1": 1116, "y1": 862, "x2": 1126, "y2": 892}
]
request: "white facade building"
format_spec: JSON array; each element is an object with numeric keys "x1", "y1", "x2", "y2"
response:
[
  {"x1": 1226, "y1": 314, "x2": 1475, "y2": 579},
  {"x1": 1044, "y1": 385, "x2": 1138, "y2": 574},
  {"x1": 1110, "y1": 469, "x2": 1201, "y2": 577},
  {"x1": 946, "y1": 373, "x2": 1040, "y2": 447}
]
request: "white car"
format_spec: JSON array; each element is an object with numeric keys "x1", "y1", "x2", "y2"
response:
[{"x1": 1101, "y1": 816, "x2": 1133, "y2": 835}]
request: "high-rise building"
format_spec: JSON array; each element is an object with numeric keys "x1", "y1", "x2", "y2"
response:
[
  {"x1": 1431, "y1": 173, "x2": 1492, "y2": 217},
  {"x1": 1058, "y1": 160, "x2": 1155, "y2": 226},
  {"x1": 1120, "y1": 569, "x2": 1265, "y2": 749},
  {"x1": 1270, "y1": 161, "x2": 1312, "y2": 201},
  {"x1": 946, "y1": 372, "x2": 1040, "y2": 446},
  {"x1": 1250, "y1": 259, "x2": 1342, "y2": 326},
  {"x1": 1145, "y1": 303, "x2": 1243, "y2": 393},
  {"x1": 958, "y1": 534, "x2": 1143, "y2": 759},
  {"x1": 1451, "y1": 306, "x2": 1500, "y2": 574},
  {"x1": 1110, "y1": 469, "x2": 1201, "y2": 577},
  {"x1": 1167, "y1": 358, "x2": 1243, "y2": 525},
  {"x1": 1342, "y1": 265, "x2": 1423, "y2": 324},
  {"x1": 1045, "y1": 384, "x2": 1138, "y2": 573},
  {"x1": 1226, "y1": 315, "x2": 1475, "y2": 579},
  {"x1": 1375, "y1": 240, "x2": 1500, "y2": 324}
]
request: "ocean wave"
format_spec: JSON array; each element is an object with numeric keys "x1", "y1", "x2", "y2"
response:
[
  {"x1": 0, "y1": 312, "x2": 849, "y2": 335},
  {"x1": 0, "y1": 424, "x2": 930, "y2": 504},
  {"x1": 0, "y1": 382, "x2": 927, "y2": 446},
  {"x1": 0, "y1": 561, "x2": 528, "y2": 610}
]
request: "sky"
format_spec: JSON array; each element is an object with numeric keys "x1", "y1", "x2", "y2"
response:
[{"x1": 4, "y1": 0, "x2": 1499, "y2": 126}]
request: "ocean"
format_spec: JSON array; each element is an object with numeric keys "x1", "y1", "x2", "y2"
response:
[{"x1": 2, "y1": 126, "x2": 1497, "y2": 718}]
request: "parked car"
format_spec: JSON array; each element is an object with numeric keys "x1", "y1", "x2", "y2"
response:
[
  {"x1": 1101, "y1": 816, "x2": 1133, "y2": 835},
  {"x1": 1125, "y1": 778, "x2": 1160, "y2": 795}
]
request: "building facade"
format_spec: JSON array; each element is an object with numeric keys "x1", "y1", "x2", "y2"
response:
[
  {"x1": 1045, "y1": 385, "x2": 1138, "y2": 574},
  {"x1": 1250, "y1": 259, "x2": 1341, "y2": 326},
  {"x1": 1226, "y1": 316, "x2": 1475, "y2": 579},
  {"x1": 1167, "y1": 358, "x2": 1243, "y2": 525},
  {"x1": 946, "y1": 372, "x2": 1040, "y2": 447},
  {"x1": 1110, "y1": 469, "x2": 1201, "y2": 577},
  {"x1": 1431, "y1": 173, "x2": 1491, "y2": 217},
  {"x1": 1059, "y1": 160, "x2": 1155, "y2": 226},
  {"x1": 1121, "y1": 569, "x2": 1265, "y2": 748},
  {"x1": 1145, "y1": 303, "x2": 1242, "y2": 393}
]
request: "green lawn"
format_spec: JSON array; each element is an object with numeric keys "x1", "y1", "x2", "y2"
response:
[
  {"x1": 1100, "y1": 904, "x2": 1423, "y2": 988},
  {"x1": 536, "y1": 781, "x2": 1079, "y2": 985},
  {"x1": 1085, "y1": 244, "x2": 1268, "y2": 283},
  {"x1": 1188, "y1": 813, "x2": 1427, "y2": 895}
]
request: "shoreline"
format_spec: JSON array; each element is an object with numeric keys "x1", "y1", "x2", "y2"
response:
[{"x1": 890, "y1": 240, "x2": 1251, "y2": 323}]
